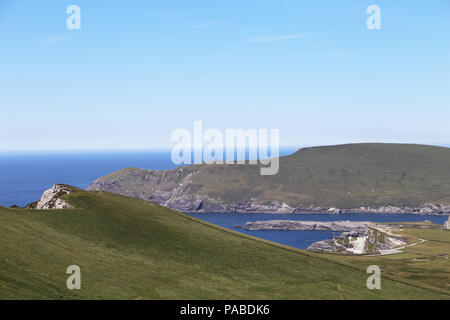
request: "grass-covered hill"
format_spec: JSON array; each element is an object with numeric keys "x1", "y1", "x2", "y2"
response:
[
  {"x1": 1, "y1": 188, "x2": 448, "y2": 299},
  {"x1": 88, "y1": 143, "x2": 450, "y2": 212}
]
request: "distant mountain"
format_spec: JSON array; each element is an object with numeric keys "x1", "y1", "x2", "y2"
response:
[{"x1": 87, "y1": 143, "x2": 450, "y2": 214}]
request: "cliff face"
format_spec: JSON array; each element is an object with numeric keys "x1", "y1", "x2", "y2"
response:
[
  {"x1": 87, "y1": 167, "x2": 207, "y2": 211},
  {"x1": 87, "y1": 144, "x2": 450, "y2": 214},
  {"x1": 86, "y1": 168, "x2": 338, "y2": 214}
]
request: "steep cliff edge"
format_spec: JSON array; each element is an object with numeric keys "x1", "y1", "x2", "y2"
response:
[{"x1": 87, "y1": 143, "x2": 450, "y2": 214}]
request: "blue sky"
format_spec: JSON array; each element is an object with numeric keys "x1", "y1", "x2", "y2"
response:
[{"x1": 1, "y1": 0, "x2": 449, "y2": 151}]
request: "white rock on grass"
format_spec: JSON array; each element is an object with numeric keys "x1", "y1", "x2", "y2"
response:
[{"x1": 35, "y1": 184, "x2": 73, "y2": 210}]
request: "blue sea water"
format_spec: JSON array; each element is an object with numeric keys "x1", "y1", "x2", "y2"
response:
[
  {"x1": 188, "y1": 212, "x2": 449, "y2": 250},
  {"x1": 0, "y1": 150, "x2": 447, "y2": 251},
  {"x1": 0, "y1": 151, "x2": 178, "y2": 207},
  {"x1": 0, "y1": 148, "x2": 297, "y2": 207}
]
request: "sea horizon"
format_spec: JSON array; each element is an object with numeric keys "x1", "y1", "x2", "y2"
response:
[
  {"x1": 1, "y1": 143, "x2": 449, "y2": 155},
  {"x1": 0, "y1": 147, "x2": 300, "y2": 207}
]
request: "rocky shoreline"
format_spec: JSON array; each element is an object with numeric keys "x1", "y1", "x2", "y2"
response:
[
  {"x1": 235, "y1": 220, "x2": 372, "y2": 232},
  {"x1": 179, "y1": 199, "x2": 450, "y2": 215},
  {"x1": 87, "y1": 177, "x2": 450, "y2": 216}
]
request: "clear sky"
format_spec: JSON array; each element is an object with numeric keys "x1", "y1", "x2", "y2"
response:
[{"x1": 1, "y1": 0, "x2": 449, "y2": 151}]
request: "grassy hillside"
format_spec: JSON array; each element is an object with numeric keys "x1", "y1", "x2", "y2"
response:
[
  {"x1": 0, "y1": 188, "x2": 448, "y2": 299},
  {"x1": 89, "y1": 143, "x2": 450, "y2": 209},
  {"x1": 314, "y1": 223, "x2": 450, "y2": 294}
]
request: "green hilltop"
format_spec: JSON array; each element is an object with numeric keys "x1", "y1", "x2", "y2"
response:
[
  {"x1": 88, "y1": 143, "x2": 450, "y2": 211},
  {"x1": 0, "y1": 188, "x2": 449, "y2": 299}
]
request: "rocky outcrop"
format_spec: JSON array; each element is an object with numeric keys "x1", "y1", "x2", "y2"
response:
[
  {"x1": 26, "y1": 184, "x2": 73, "y2": 210},
  {"x1": 235, "y1": 220, "x2": 408, "y2": 255},
  {"x1": 445, "y1": 216, "x2": 450, "y2": 229},
  {"x1": 236, "y1": 220, "x2": 371, "y2": 232}
]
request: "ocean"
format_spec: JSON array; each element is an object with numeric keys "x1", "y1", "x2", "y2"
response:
[
  {"x1": 0, "y1": 148, "x2": 297, "y2": 207},
  {"x1": 0, "y1": 150, "x2": 447, "y2": 250},
  {"x1": 0, "y1": 151, "x2": 177, "y2": 207}
]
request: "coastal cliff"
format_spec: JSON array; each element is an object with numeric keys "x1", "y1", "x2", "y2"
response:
[{"x1": 87, "y1": 144, "x2": 450, "y2": 215}]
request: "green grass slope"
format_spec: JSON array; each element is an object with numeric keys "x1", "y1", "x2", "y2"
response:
[{"x1": 0, "y1": 188, "x2": 448, "y2": 299}]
